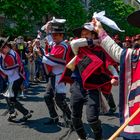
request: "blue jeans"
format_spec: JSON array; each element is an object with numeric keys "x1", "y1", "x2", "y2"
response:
[{"x1": 23, "y1": 65, "x2": 30, "y2": 88}]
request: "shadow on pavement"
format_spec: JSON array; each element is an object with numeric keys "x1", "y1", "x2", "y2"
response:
[
  {"x1": 0, "y1": 102, "x2": 7, "y2": 110},
  {"x1": 83, "y1": 122, "x2": 119, "y2": 140},
  {"x1": 19, "y1": 95, "x2": 44, "y2": 102},
  {"x1": 20, "y1": 117, "x2": 62, "y2": 133},
  {"x1": 100, "y1": 112, "x2": 119, "y2": 118},
  {"x1": 102, "y1": 123, "x2": 119, "y2": 139},
  {"x1": 29, "y1": 86, "x2": 46, "y2": 94}
]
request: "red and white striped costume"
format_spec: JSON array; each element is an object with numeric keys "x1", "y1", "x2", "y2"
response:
[
  {"x1": 0, "y1": 50, "x2": 21, "y2": 82},
  {"x1": 42, "y1": 41, "x2": 68, "y2": 93}
]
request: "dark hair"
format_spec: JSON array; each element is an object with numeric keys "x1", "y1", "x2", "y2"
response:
[
  {"x1": 91, "y1": 31, "x2": 98, "y2": 39},
  {"x1": 4, "y1": 42, "x2": 12, "y2": 49}
]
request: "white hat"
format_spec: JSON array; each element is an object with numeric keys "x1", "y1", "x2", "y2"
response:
[
  {"x1": 73, "y1": 22, "x2": 96, "y2": 37},
  {"x1": 41, "y1": 17, "x2": 66, "y2": 31}
]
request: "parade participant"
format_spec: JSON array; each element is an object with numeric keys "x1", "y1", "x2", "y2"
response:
[
  {"x1": 0, "y1": 37, "x2": 32, "y2": 122},
  {"x1": 41, "y1": 18, "x2": 71, "y2": 126},
  {"x1": 69, "y1": 10, "x2": 140, "y2": 139},
  {"x1": 63, "y1": 22, "x2": 118, "y2": 140},
  {"x1": 92, "y1": 17, "x2": 140, "y2": 140},
  {"x1": 91, "y1": 27, "x2": 118, "y2": 115}
]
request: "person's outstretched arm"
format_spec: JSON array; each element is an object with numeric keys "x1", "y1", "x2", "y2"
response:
[{"x1": 92, "y1": 19, "x2": 123, "y2": 63}]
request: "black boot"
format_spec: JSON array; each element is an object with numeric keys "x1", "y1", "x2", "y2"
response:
[
  {"x1": 20, "y1": 112, "x2": 32, "y2": 122},
  {"x1": 7, "y1": 111, "x2": 18, "y2": 122},
  {"x1": 55, "y1": 94, "x2": 71, "y2": 120},
  {"x1": 55, "y1": 93, "x2": 72, "y2": 127},
  {"x1": 13, "y1": 101, "x2": 32, "y2": 122},
  {"x1": 62, "y1": 113, "x2": 74, "y2": 129},
  {"x1": 89, "y1": 120, "x2": 102, "y2": 140},
  {"x1": 104, "y1": 93, "x2": 116, "y2": 115},
  {"x1": 72, "y1": 117, "x2": 87, "y2": 139},
  {"x1": 5, "y1": 98, "x2": 15, "y2": 115},
  {"x1": 44, "y1": 92, "x2": 58, "y2": 120}
]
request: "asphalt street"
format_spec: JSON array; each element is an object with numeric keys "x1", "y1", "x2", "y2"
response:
[{"x1": 0, "y1": 82, "x2": 123, "y2": 140}]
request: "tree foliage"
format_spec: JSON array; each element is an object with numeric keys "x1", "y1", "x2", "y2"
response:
[
  {"x1": 0, "y1": 0, "x2": 87, "y2": 37},
  {"x1": 55, "y1": 0, "x2": 87, "y2": 36},
  {"x1": 0, "y1": 0, "x2": 59, "y2": 37},
  {"x1": 88, "y1": 0, "x2": 140, "y2": 39}
]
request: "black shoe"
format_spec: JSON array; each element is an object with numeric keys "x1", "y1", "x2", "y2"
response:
[
  {"x1": 7, "y1": 112, "x2": 18, "y2": 122},
  {"x1": 20, "y1": 112, "x2": 32, "y2": 122},
  {"x1": 44, "y1": 117, "x2": 59, "y2": 125}
]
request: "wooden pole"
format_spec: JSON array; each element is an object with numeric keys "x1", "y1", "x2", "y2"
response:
[{"x1": 108, "y1": 107, "x2": 140, "y2": 140}]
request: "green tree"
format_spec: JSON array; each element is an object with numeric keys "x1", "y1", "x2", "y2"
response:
[
  {"x1": 0, "y1": 0, "x2": 58, "y2": 37},
  {"x1": 55, "y1": 0, "x2": 87, "y2": 36},
  {"x1": 88, "y1": 0, "x2": 140, "y2": 39},
  {"x1": 0, "y1": 0, "x2": 87, "y2": 38}
]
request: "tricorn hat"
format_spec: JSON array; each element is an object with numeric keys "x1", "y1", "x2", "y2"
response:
[
  {"x1": 51, "y1": 17, "x2": 66, "y2": 33},
  {"x1": 51, "y1": 22, "x2": 65, "y2": 33},
  {"x1": 41, "y1": 17, "x2": 66, "y2": 33},
  {"x1": 127, "y1": 10, "x2": 140, "y2": 28},
  {"x1": 0, "y1": 36, "x2": 9, "y2": 49},
  {"x1": 73, "y1": 22, "x2": 97, "y2": 38}
]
